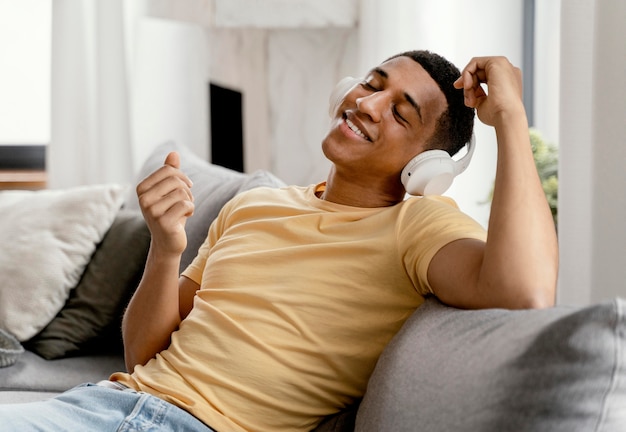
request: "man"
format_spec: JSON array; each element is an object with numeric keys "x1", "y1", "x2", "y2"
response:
[{"x1": 0, "y1": 51, "x2": 558, "y2": 431}]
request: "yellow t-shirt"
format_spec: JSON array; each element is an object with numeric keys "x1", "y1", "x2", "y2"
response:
[{"x1": 112, "y1": 184, "x2": 486, "y2": 432}]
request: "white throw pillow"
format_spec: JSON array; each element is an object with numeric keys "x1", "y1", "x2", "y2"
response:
[{"x1": 0, "y1": 184, "x2": 126, "y2": 341}]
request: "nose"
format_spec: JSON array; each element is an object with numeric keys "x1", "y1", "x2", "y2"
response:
[{"x1": 356, "y1": 91, "x2": 387, "y2": 123}]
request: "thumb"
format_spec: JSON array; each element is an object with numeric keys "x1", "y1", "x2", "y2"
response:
[{"x1": 164, "y1": 151, "x2": 181, "y2": 169}]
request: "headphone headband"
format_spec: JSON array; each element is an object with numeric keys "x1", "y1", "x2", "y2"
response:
[
  {"x1": 454, "y1": 133, "x2": 476, "y2": 176},
  {"x1": 328, "y1": 76, "x2": 476, "y2": 196}
]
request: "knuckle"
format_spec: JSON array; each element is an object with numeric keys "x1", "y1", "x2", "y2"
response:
[
  {"x1": 136, "y1": 182, "x2": 147, "y2": 197},
  {"x1": 137, "y1": 194, "x2": 150, "y2": 209}
]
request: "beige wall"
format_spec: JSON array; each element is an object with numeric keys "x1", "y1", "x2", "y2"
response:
[{"x1": 559, "y1": 0, "x2": 626, "y2": 305}]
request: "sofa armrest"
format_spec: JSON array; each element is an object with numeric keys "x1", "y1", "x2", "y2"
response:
[{"x1": 356, "y1": 297, "x2": 626, "y2": 431}]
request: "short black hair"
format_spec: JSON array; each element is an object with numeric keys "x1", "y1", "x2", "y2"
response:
[{"x1": 385, "y1": 50, "x2": 474, "y2": 156}]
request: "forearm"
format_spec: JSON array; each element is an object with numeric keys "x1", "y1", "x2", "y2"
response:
[
  {"x1": 479, "y1": 109, "x2": 558, "y2": 307},
  {"x1": 122, "y1": 245, "x2": 182, "y2": 372},
  {"x1": 432, "y1": 56, "x2": 558, "y2": 310}
]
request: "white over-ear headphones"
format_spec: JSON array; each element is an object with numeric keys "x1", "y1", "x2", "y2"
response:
[
  {"x1": 400, "y1": 134, "x2": 475, "y2": 196},
  {"x1": 329, "y1": 76, "x2": 362, "y2": 117},
  {"x1": 328, "y1": 76, "x2": 475, "y2": 196}
]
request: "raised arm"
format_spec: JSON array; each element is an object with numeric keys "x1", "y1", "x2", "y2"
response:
[
  {"x1": 122, "y1": 152, "x2": 199, "y2": 372},
  {"x1": 428, "y1": 56, "x2": 558, "y2": 310}
]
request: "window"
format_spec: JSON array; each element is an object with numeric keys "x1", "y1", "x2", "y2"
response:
[{"x1": 0, "y1": 0, "x2": 51, "y2": 170}]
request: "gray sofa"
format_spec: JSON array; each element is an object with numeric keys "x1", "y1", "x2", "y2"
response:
[{"x1": 1, "y1": 141, "x2": 625, "y2": 431}]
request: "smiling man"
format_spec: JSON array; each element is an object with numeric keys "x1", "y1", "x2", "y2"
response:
[
  {"x1": 320, "y1": 51, "x2": 557, "y2": 310},
  {"x1": 0, "y1": 51, "x2": 558, "y2": 432},
  {"x1": 322, "y1": 53, "x2": 464, "y2": 207}
]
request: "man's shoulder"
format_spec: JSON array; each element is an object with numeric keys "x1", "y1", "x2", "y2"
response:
[{"x1": 397, "y1": 195, "x2": 484, "y2": 233}]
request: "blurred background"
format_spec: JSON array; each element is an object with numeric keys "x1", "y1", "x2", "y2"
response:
[{"x1": 1, "y1": 0, "x2": 625, "y2": 306}]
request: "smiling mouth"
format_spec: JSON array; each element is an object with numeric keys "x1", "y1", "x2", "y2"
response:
[{"x1": 344, "y1": 116, "x2": 371, "y2": 141}]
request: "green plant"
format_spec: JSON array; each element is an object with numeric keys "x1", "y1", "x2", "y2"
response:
[{"x1": 529, "y1": 128, "x2": 558, "y2": 227}]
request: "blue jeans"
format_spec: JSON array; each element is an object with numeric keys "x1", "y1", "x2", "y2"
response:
[{"x1": 0, "y1": 383, "x2": 215, "y2": 431}]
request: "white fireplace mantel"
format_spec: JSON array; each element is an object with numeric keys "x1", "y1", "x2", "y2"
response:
[
  {"x1": 138, "y1": 0, "x2": 359, "y2": 199},
  {"x1": 145, "y1": 0, "x2": 358, "y2": 29}
]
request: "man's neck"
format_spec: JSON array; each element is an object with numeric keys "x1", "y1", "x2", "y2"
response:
[{"x1": 321, "y1": 170, "x2": 406, "y2": 208}]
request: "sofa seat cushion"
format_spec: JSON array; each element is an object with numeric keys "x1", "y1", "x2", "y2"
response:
[
  {"x1": 0, "y1": 391, "x2": 60, "y2": 404},
  {"x1": 357, "y1": 297, "x2": 626, "y2": 432},
  {"x1": 0, "y1": 351, "x2": 125, "y2": 393}
]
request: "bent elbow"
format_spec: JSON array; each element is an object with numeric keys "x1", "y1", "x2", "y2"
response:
[
  {"x1": 511, "y1": 280, "x2": 557, "y2": 310},
  {"x1": 479, "y1": 274, "x2": 557, "y2": 310},
  {"x1": 518, "y1": 292, "x2": 555, "y2": 309}
]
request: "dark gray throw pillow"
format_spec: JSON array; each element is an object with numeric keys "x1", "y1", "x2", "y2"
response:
[
  {"x1": 27, "y1": 210, "x2": 151, "y2": 359},
  {"x1": 356, "y1": 297, "x2": 626, "y2": 432}
]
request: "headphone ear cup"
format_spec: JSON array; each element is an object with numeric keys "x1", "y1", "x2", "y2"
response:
[
  {"x1": 329, "y1": 77, "x2": 361, "y2": 117},
  {"x1": 401, "y1": 150, "x2": 456, "y2": 196},
  {"x1": 401, "y1": 134, "x2": 476, "y2": 196}
]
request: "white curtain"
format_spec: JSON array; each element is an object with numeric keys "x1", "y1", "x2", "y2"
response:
[
  {"x1": 48, "y1": 0, "x2": 135, "y2": 188},
  {"x1": 49, "y1": 0, "x2": 209, "y2": 188}
]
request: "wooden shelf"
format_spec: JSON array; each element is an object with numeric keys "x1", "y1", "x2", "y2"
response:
[{"x1": 0, "y1": 170, "x2": 47, "y2": 190}]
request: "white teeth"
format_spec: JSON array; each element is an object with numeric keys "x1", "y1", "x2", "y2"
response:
[{"x1": 345, "y1": 118, "x2": 369, "y2": 140}]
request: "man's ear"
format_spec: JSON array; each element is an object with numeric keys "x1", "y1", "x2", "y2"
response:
[{"x1": 401, "y1": 134, "x2": 476, "y2": 195}]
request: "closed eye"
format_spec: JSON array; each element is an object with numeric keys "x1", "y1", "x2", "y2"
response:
[
  {"x1": 393, "y1": 105, "x2": 409, "y2": 125},
  {"x1": 361, "y1": 81, "x2": 379, "y2": 92},
  {"x1": 364, "y1": 67, "x2": 422, "y2": 124},
  {"x1": 362, "y1": 82, "x2": 409, "y2": 124}
]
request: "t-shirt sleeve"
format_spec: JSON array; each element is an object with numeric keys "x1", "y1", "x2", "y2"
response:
[
  {"x1": 182, "y1": 234, "x2": 211, "y2": 285},
  {"x1": 181, "y1": 195, "x2": 239, "y2": 284},
  {"x1": 397, "y1": 196, "x2": 487, "y2": 296}
]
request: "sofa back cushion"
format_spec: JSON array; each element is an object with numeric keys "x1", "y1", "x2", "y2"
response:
[
  {"x1": 356, "y1": 297, "x2": 626, "y2": 432},
  {"x1": 125, "y1": 140, "x2": 285, "y2": 272},
  {"x1": 27, "y1": 141, "x2": 285, "y2": 360}
]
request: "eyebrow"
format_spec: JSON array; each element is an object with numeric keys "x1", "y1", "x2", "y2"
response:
[{"x1": 372, "y1": 67, "x2": 424, "y2": 124}]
